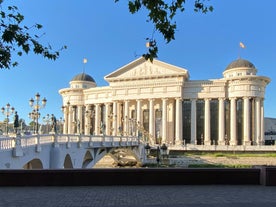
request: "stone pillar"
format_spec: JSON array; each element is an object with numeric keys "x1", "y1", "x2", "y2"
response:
[
  {"x1": 77, "y1": 106, "x2": 82, "y2": 134},
  {"x1": 84, "y1": 105, "x2": 90, "y2": 135},
  {"x1": 204, "y1": 98, "x2": 211, "y2": 145},
  {"x1": 68, "y1": 106, "x2": 73, "y2": 134},
  {"x1": 230, "y1": 98, "x2": 237, "y2": 145},
  {"x1": 260, "y1": 99, "x2": 264, "y2": 145},
  {"x1": 124, "y1": 100, "x2": 129, "y2": 135},
  {"x1": 63, "y1": 106, "x2": 69, "y2": 134},
  {"x1": 255, "y1": 98, "x2": 261, "y2": 145},
  {"x1": 243, "y1": 97, "x2": 251, "y2": 145},
  {"x1": 175, "y1": 98, "x2": 183, "y2": 145},
  {"x1": 149, "y1": 99, "x2": 155, "y2": 142},
  {"x1": 218, "y1": 98, "x2": 225, "y2": 145},
  {"x1": 105, "y1": 103, "x2": 110, "y2": 136},
  {"x1": 112, "y1": 102, "x2": 118, "y2": 136},
  {"x1": 162, "y1": 98, "x2": 168, "y2": 144},
  {"x1": 190, "y1": 99, "x2": 197, "y2": 144},
  {"x1": 95, "y1": 104, "x2": 100, "y2": 135},
  {"x1": 136, "y1": 100, "x2": 141, "y2": 136}
]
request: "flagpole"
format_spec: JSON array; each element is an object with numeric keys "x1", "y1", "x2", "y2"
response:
[
  {"x1": 83, "y1": 58, "x2": 87, "y2": 73},
  {"x1": 238, "y1": 42, "x2": 245, "y2": 59}
]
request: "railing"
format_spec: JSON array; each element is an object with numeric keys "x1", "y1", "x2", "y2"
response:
[{"x1": 0, "y1": 134, "x2": 139, "y2": 151}]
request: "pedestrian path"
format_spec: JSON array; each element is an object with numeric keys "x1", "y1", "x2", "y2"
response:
[{"x1": 0, "y1": 185, "x2": 275, "y2": 207}]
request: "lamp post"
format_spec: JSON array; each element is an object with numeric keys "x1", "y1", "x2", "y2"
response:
[
  {"x1": 29, "y1": 93, "x2": 47, "y2": 134},
  {"x1": 1, "y1": 103, "x2": 15, "y2": 135},
  {"x1": 144, "y1": 142, "x2": 168, "y2": 167},
  {"x1": 42, "y1": 114, "x2": 51, "y2": 134}
]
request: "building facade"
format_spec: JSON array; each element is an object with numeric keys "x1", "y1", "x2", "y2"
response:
[{"x1": 59, "y1": 57, "x2": 270, "y2": 146}]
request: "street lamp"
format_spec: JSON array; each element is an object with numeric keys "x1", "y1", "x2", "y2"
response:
[
  {"x1": 144, "y1": 142, "x2": 168, "y2": 167},
  {"x1": 160, "y1": 143, "x2": 168, "y2": 160},
  {"x1": 1, "y1": 103, "x2": 15, "y2": 135},
  {"x1": 42, "y1": 114, "x2": 51, "y2": 134},
  {"x1": 29, "y1": 93, "x2": 47, "y2": 134}
]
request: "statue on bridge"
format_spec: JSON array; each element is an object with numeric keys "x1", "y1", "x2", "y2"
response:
[
  {"x1": 51, "y1": 114, "x2": 57, "y2": 133},
  {"x1": 13, "y1": 111, "x2": 19, "y2": 134}
]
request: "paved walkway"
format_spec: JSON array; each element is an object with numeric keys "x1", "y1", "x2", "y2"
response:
[{"x1": 0, "y1": 185, "x2": 275, "y2": 207}]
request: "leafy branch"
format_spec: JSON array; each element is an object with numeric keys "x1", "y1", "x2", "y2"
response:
[
  {"x1": 115, "y1": 0, "x2": 213, "y2": 61},
  {"x1": 0, "y1": 1, "x2": 66, "y2": 69}
]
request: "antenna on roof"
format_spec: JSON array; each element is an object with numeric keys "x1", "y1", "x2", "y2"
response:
[{"x1": 83, "y1": 58, "x2": 88, "y2": 73}]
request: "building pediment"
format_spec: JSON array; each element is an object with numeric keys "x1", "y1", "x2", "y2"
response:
[{"x1": 104, "y1": 57, "x2": 189, "y2": 82}]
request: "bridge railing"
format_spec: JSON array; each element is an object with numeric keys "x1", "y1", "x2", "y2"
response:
[
  {"x1": 0, "y1": 137, "x2": 15, "y2": 150},
  {"x1": 0, "y1": 134, "x2": 139, "y2": 151}
]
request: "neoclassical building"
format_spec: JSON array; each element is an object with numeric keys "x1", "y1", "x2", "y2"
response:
[{"x1": 59, "y1": 57, "x2": 270, "y2": 146}]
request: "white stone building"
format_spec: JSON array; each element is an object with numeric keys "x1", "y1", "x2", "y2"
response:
[{"x1": 59, "y1": 57, "x2": 270, "y2": 146}]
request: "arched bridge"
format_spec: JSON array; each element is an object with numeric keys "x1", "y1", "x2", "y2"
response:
[{"x1": 0, "y1": 134, "x2": 142, "y2": 169}]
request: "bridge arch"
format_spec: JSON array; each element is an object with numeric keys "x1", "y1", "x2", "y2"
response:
[
  {"x1": 64, "y1": 154, "x2": 73, "y2": 168},
  {"x1": 23, "y1": 159, "x2": 43, "y2": 169},
  {"x1": 82, "y1": 151, "x2": 94, "y2": 168}
]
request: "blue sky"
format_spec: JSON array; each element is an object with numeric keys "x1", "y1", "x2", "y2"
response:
[{"x1": 1, "y1": 0, "x2": 276, "y2": 123}]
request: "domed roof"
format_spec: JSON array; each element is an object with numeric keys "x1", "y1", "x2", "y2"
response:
[
  {"x1": 71, "y1": 73, "x2": 95, "y2": 82},
  {"x1": 225, "y1": 58, "x2": 255, "y2": 71}
]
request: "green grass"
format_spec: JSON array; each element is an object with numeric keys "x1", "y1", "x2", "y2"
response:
[
  {"x1": 172, "y1": 152, "x2": 276, "y2": 158},
  {"x1": 188, "y1": 163, "x2": 252, "y2": 168}
]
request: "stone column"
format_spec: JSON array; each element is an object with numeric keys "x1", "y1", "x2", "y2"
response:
[
  {"x1": 190, "y1": 99, "x2": 197, "y2": 144},
  {"x1": 136, "y1": 99, "x2": 141, "y2": 136},
  {"x1": 95, "y1": 104, "x2": 100, "y2": 135},
  {"x1": 162, "y1": 98, "x2": 168, "y2": 143},
  {"x1": 112, "y1": 102, "x2": 118, "y2": 136},
  {"x1": 230, "y1": 98, "x2": 237, "y2": 145},
  {"x1": 63, "y1": 106, "x2": 69, "y2": 134},
  {"x1": 149, "y1": 99, "x2": 155, "y2": 142},
  {"x1": 243, "y1": 97, "x2": 251, "y2": 145},
  {"x1": 77, "y1": 106, "x2": 82, "y2": 134},
  {"x1": 175, "y1": 98, "x2": 183, "y2": 145},
  {"x1": 255, "y1": 98, "x2": 261, "y2": 145},
  {"x1": 84, "y1": 105, "x2": 90, "y2": 135},
  {"x1": 68, "y1": 106, "x2": 73, "y2": 134},
  {"x1": 260, "y1": 99, "x2": 264, "y2": 145},
  {"x1": 124, "y1": 100, "x2": 129, "y2": 135},
  {"x1": 218, "y1": 98, "x2": 225, "y2": 145},
  {"x1": 204, "y1": 98, "x2": 211, "y2": 145},
  {"x1": 105, "y1": 103, "x2": 110, "y2": 136}
]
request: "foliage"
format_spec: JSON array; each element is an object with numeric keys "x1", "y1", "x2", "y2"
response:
[
  {"x1": 0, "y1": 0, "x2": 66, "y2": 69},
  {"x1": 115, "y1": 0, "x2": 213, "y2": 61}
]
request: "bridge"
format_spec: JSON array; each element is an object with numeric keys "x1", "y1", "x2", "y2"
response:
[{"x1": 0, "y1": 134, "x2": 142, "y2": 169}]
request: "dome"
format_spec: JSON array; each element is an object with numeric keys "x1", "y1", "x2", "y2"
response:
[
  {"x1": 225, "y1": 58, "x2": 255, "y2": 71},
  {"x1": 71, "y1": 73, "x2": 95, "y2": 82}
]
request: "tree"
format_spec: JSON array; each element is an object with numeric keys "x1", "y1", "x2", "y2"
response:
[
  {"x1": 0, "y1": 0, "x2": 66, "y2": 69},
  {"x1": 115, "y1": 0, "x2": 213, "y2": 61},
  {"x1": 0, "y1": 0, "x2": 212, "y2": 69}
]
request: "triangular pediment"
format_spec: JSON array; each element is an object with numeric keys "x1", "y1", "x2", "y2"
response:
[{"x1": 104, "y1": 57, "x2": 189, "y2": 82}]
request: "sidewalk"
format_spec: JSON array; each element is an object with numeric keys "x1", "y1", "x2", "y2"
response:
[{"x1": 0, "y1": 185, "x2": 275, "y2": 207}]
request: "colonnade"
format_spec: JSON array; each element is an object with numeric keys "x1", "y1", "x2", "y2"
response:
[{"x1": 62, "y1": 96, "x2": 264, "y2": 146}]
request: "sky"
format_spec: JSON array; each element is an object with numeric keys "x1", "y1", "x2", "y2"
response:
[{"x1": 1, "y1": 0, "x2": 276, "y2": 124}]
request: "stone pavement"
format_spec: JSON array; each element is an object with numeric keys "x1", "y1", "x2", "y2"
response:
[{"x1": 0, "y1": 185, "x2": 275, "y2": 207}]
